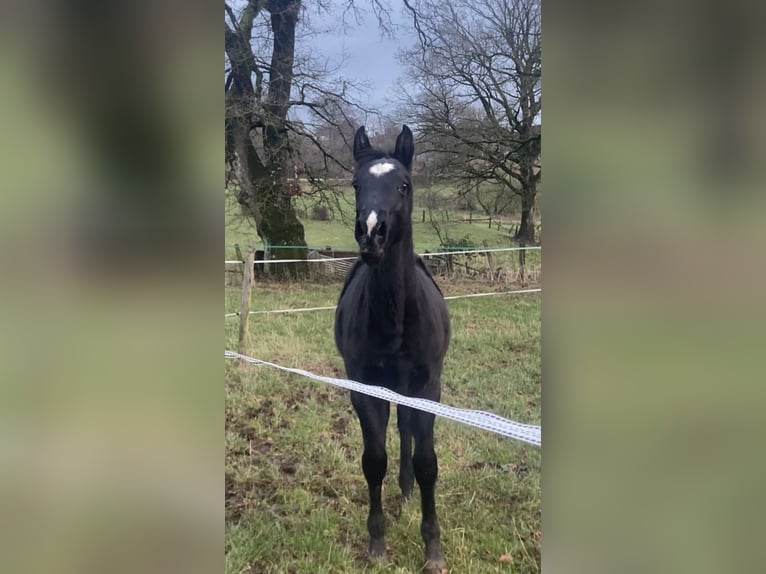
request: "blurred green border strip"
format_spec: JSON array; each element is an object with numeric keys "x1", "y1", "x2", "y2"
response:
[
  {"x1": 0, "y1": 2, "x2": 223, "y2": 573},
  {"x1": 543, "y1": 0, "x2": 766, "y2": 572}
]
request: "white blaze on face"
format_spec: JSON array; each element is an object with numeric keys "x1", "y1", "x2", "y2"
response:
[
  {"x1": 368, "y1": 161, "x2": 396, "y2": 177},
  {"x1": 366, "y1": 210, "x2": 378, "y2": 236}
]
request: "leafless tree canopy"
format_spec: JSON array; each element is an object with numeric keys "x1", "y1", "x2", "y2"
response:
[{"x1": 400, "y1": 0, "x2": 541, "y2": 242}]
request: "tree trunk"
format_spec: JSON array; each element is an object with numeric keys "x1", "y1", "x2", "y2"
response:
[
  {"x1": 516, "y1": 192, "x2": 536, "y2": 244},
  {"x1": 515, "y1": 155, "x2": 538, "y2": 244},
  {"x1": 257, "y1": 186, "x2": 308, "y2": 279},
  {"x1": 225, "y1": 0, "x2": 308, "y2": 278},
  {"x1": 257, "y1": 0, "x2": 306, "y2": 278}
]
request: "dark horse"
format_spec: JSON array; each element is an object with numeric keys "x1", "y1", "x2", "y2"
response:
[{"x1": 334, "y1": 125, "x2": 450, "y2": 573}]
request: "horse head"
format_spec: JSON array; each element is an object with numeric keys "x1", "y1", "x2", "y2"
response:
[{"x1": 351, "y1": 125, "x2": 415, "y2": 265}]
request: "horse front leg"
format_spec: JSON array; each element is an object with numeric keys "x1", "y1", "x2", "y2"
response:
[
  {"x1": 397, "y1": 404, "x2": 414, "y2": 499},
  {"x1": 412, "y1": 408, "x2": 446, "y2": 573},
  {"x1": 351, "y1": 391, "x2": 390, "y2": 559}
]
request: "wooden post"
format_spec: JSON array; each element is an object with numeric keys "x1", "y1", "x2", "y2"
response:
[
  {"x1": 422, "y1": 209, "x2": 426, "y2": 222},
  {"x1": 238, "y1": 247, "x2": 255, "y2": 354},
  {"x1": 469, "y1": 211, "x2": 472, "y2": 224},
  {"x1": 518, "y1": 242, "x2": 526, "y2": 285},
  {"x1": 488, "y1": 216, "x2": 492, "y2": 228}
]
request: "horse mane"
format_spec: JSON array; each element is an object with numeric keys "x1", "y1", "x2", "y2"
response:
[{"x1": 415, "y1": 256, "x2": 444, "y2": 296}]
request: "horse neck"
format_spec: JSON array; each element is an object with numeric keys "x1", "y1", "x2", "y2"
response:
[{"x1": 366, "y1": 228, "x2": 416, "y2": 310}]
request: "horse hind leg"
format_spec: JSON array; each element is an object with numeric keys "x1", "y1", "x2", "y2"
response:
[
  {"x1": 397, "y1": 404, "x2": 414, "y2": 499},
  {"x1": 412, "y1": 409, "x2": 447, "y2": 573},
  {"x1": 351, "y1": 391, "x2": 390, "y2": 559}
]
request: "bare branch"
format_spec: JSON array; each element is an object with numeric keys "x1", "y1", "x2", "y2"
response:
[
  {"x1": 402, "y1": 0, "x2": 432, "y2": 49},
  {"x1": 397, "y1": 0, "x2": 541, "y2": 242},
  {"x1": 224, "y1": 3, "x2": 239, "y2": 30}
]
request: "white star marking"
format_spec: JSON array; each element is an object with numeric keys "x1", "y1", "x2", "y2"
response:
[{"x1": 368, "y1": 162, "x2": 396, "y2": 177}]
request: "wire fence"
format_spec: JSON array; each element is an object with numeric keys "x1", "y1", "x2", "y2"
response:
[
  {"x1": 225, "y1": 246, "x2": 540, "y2": 264},
  {"x1": 225, "y1": 245, "x2": 541, "y2": 285},
  {"x1": 224, "y1": 288, "x2": 541, "y2": 318}
]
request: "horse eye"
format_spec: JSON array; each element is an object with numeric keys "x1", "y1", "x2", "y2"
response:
[{"x1": 400, "y1": 183, "x2": 410, "y2": 193}]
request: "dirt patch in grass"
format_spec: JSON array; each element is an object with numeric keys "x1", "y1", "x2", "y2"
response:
[
  {"x1": 283, "y1": 388, "x2": 310, "y2": 411},
  {"x1": 329, "y1": 413, "x2": 351, "y2": 437},
  {"x1": 466, "y1": 461, "x2": 531, "y2": 478},
  {"x1": 278, "y1": 459, "x2": 298, "y2": 475},
  {"x1": 244, "y1": 400, "x2": 275, "y2": 418},
  {"x1": 226, "y1": 473, "x2": 259, "y2": 523}
]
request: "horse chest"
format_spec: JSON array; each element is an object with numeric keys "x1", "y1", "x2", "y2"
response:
[{"x1": 351, "y1": 303, "x2": 427, "y2": 353}]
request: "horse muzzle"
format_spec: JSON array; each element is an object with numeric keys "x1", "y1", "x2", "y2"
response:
[
  {"x1": 359, "y1": 236, "x2": 384, "y2": 265},
  {"x1": 356, "y1": 212, "x2": 387, "y2": 264},
  {"x1": 359, "y1": 249, "x2": 384, "y2": 265}
]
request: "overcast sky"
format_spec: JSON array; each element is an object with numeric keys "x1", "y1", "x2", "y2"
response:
[
  {"x1": 301, "y1": 4, "x2": 410, "y2": 117},
  {"x1": 227, "y1": 1, "x2": 417, "y2": 126}
]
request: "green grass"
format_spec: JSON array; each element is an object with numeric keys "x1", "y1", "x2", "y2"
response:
[{"x1": 225, "y1": 283, "x2": 541, "y2": 573}]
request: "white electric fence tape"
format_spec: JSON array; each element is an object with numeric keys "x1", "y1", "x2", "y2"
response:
[
  {"x1": 443, "y1": 288, "x2": 541, "y2": 300},
  {"x1": 224, "y1": 288, "x2": 541, "y2": 318},
  {"x1": 225, "y1": 350, "x2": 541, "y2": 446}
]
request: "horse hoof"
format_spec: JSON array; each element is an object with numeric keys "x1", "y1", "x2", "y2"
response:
[
  {"x1": 423, "y1": 558, "x2": 448, "y2": 573},
  {"x1": 399, "y1": 478, "x2": 414, "y2": 500},
  {"x1": 369, "y1": 553, "x2": 387, "y2": 564},
  {"x1": 368, "y1": 538, "x2": 387, "y2": 560}
]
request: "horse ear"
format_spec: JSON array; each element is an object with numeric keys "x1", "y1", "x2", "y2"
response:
[
  {"x1": 394, "y1": 125, "x2": 414, "y2": 170},
  {"x1": 353, "y1": 126, "x2": 371, "y2": 161}
]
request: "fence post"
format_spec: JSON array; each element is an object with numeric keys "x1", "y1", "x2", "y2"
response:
[
  {"x1": 518, "y1": 241, "x2": 526, "y2": 285},
  {"x1": 238, "y1": 247, "x2": 255, "y2": 354},
  {"x1": 422, "y1": 209, "x2": 426, "y2": 222},
  {"x1": 469, "y1": 211, "x2": 472, "y2": 224},
  {"x1": 488, "y1": 216, "x2": 492, "y2": 229}
]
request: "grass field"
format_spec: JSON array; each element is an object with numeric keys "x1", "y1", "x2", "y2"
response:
[{"x1": 225, "y1": 283, "x2": 541, "y2": 573}]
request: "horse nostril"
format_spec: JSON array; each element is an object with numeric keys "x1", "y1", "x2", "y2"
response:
[{"x1": 376, "y1": 221, "x2": 387, "y2": 238}]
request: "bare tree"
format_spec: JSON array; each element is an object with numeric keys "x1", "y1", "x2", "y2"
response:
[
  {"x1": 294, "y1": 100, "x2": 364, "y2": 179},
  {"x1": 225, "y1": 1, "x2": 306, "y2": 277},
  {"x1": 225, "y1": 1, "x2": 384, "y2": 276},
  {"x1": 401, "y1": 0, "x2": 541, "y2": 243}
]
